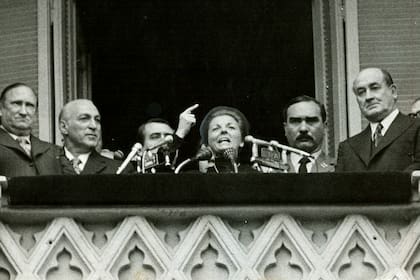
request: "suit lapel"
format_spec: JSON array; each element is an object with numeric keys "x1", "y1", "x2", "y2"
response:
[
  {"x1": 30, "y1": 136, "x2": 52, "y2": 158},
  {"x1": 370, "y1": 113, "x2": 413, "y2": 159},
  {"x1": 311, "y1": 151, "x2": 333, "y2": 172},
  {"x1": 82, "y1": 151, "x2": 107, "y2": 174},
  {"x1": 0, "y1": 128, "x2": 32, "y2": 159},
  {"x1": 348, "y1": 126, "x2": 372, "y2": 167},
  {"x1": 57, "y1": 148, "x2": 73, "y2": 174}
]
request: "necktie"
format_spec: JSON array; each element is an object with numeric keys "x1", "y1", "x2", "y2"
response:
[
  {"x1": 72, "y1": 158, "x2": 82, "y2": 174},
  {"x1": 16, "y1": 137, "x2": 31, "y2": 156},
  {"x1": 298, "y1": 156, "x2": 311, "y2": 173},
  {"x1": 373, "y1": 123, "x2": 384, "y2": 147}
]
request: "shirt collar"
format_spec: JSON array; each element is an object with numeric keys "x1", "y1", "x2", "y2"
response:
[
  {"x1": 290, "y1": 149, "x2": 322, "y2": 172},
  {"x1": 0, "y1": 125, "x2": 31, "y2": 143},
  {"x1": 370, "y1": 109, "x2": 399, "y2": 139},
  {"x1": 64, "y1": 147, "x2": 91, "y2": 171}
]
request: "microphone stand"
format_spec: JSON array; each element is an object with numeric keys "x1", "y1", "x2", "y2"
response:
[
  {"x1": 140, "y1": 136, "x2": 174, "y2": 173},
  {"x1": 250, "y1": 142, "x2": 262, "y2": 172},
  {"x1": 174, "y1": 158, "x2": 192, "y2": 174},
  {"x1": 116, "y1": 143, "x2": 142, "y2": 174},
  {"x1": 141, "y1": 150, "x2": 148, "y2": 174},
  {"x1": 232, "y1": 161, "x2": 239, "y2": 174},
  {"x1": 134, "y1": 154, "x2": 142, "y2": 173},
  {"x1": 174, "y1": 147, "x2": 213, "y2": 174},
  {"x1": 270, "y1": 140, "x2": 312, "y2": 158}
]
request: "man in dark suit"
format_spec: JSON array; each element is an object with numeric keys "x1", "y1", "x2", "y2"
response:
[
  {"x1": 336, "y1": 67, "x2": 420, "y2": 172},
  {"x1": 135, "y1": 104, "x2": 198, "y2": 173},
  {"x1": 283, "y1": 95, "x2": 335, "y2": 173},
  {"x1": 58, "y1": 99, "x2": 131, "y2": 174},
  {"x1": 0, "y1": 83, "x2": 60, "y2": 177}
]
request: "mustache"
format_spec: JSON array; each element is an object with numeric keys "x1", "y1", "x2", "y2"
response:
[
  {"x1": 296, "y1": 134, "x2": 314, "y2": 141},
  {"x1": 15, "y1": 117, "x2": 31, "y2": 122}
]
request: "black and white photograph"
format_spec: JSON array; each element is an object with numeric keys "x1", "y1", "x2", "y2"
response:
[{"x1": 0, "y1": 0, "x2": 420, "y2": 279}]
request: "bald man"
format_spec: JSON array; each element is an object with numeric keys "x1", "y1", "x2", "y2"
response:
[
  {"x1": 58, "y1": 99, "x2": 132, "y2": 174},
  {"x1": 336, "y1": 67, "x2": 420, "y2": 172},
  {"x1": 0, "y1": 83, "x2": 60, "y2": 177}
]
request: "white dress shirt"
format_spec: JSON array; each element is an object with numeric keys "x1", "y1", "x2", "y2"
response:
[
  {"x1": 290, "y1": 149, "x2": 322, "y2": 173},
  {"x1": 64, "y1": 147, "x2": 91, "y2": 172},
  {"x1": 369, "y1": 109, "x2": 399, "y2": 140}
]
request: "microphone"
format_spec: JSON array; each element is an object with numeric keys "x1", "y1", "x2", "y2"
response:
[
  {"x1": 116, "y1": 143, "x2": 142, "y2": 174},
  {"x1": 146, "y1": 135, "x2": 174, "y2": 151},
  {"x1": 174, "y1": 146, "x2": 213, "y2": 174},
  {"x1": 269, "y1": 140, "x2": 312, "y2": 158},
  {"x1": 244, "y1": 135, "x2": 272, "y2": 146},
  {"x1": 223, "y1": 147, "x2": 238, "y2": 173},
  {"x1": 245, "y1": 135, "x2": 312, "y2": 157}
]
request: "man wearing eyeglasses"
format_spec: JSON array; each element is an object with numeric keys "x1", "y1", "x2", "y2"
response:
[
  {"x1": 409, "y1": 97, "x2": 420, "y2": 119},
  {"x1": 336, "y1": 67, "x2": 420, "y2": 172}
]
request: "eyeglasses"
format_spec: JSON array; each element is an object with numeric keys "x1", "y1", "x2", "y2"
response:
[{"x1": 409, "y1": 111, "x2": 420, "y2": 119}]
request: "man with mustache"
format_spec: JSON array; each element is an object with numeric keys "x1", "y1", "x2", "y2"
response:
[
  {"x1": 336, "y1": 67, "x2": 420, "y2": 171},
  {"x1": 0, "y1": 83, "x2": 61, "y2": 177},
  {"x1": 58, "y1": 99, "x2": 132, "y2": 174},
  {"x1": 283, "y1": 95, "x2": 334, "y2": 173}
]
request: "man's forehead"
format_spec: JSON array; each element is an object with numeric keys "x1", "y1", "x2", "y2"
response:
[
  {"x1": 354, "y1": 69, "x2": 384, "y2": 87},
  {"x1": 67, "y1": 102, "x2": 99, "y2": 118},
  {"x1": 76, "y1": 109, "x2": 100, "y2": 117},
  {"x1": 144, "y1": 122, "x2": 173, "y2": 134},
  {"x1": 287, "y1": 101, "x2": 321, "y2": 118},
  {"x1": 5, "y1": 86, "x2": 36, "y2": 101}
]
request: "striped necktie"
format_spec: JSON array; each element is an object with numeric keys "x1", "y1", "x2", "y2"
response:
[
  {"x1": 373, "y1": 123, "x2": 384, "y2": 147},
  {"x1": 72, "y1": 157, "x2": 82, "y2": 174},
  {"x1": 16, "y1": 136, "x2": 31, "y2": 156}
]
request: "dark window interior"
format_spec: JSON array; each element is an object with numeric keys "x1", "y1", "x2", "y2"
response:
[{"x1": 77, "y1": 0, "x2": 315, "y2": 159}]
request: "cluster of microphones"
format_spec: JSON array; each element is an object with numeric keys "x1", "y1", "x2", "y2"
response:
[{"x1": 116, "y1": 135, "x2": 311, "y2": 174}]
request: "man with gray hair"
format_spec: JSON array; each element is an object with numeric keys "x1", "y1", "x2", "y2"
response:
[
  {"x1": 336, "y1": 67, "x2": 420, "y2": 171},
  {"x1": 58, "y1": 99, "x2": 132, "y2": 174}
]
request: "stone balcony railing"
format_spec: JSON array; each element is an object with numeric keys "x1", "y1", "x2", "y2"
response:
[{"x1": 0, "y1": 172, "x2": 419, "y2": 280}]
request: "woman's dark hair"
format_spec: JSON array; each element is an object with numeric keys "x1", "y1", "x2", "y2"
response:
[{"x1": 199, "y1": 106, "x2": 250, "y2": 145}]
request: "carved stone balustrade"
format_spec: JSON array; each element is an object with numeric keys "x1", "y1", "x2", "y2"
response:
[{"x1": 0, "y1": 172, "x2": 419, "y2": 280}]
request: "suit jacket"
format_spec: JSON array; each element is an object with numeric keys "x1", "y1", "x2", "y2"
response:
[
  {"x1": 336, "y1": 113, "x2": 420, "y2": 172},
  {"x1": 59, "y1": 149, "x2": 133, "y2": 175},
  {"x1": 287, "y1": 151, "x2": 335, "y2": 173},
  {"x1": 0, "y1": 128, "x2": 61, "y2": 177}
]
